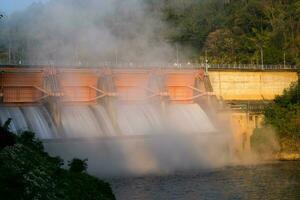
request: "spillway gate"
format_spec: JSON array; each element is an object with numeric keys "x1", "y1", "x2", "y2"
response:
[
  {"x1": 0, "y1": 66, "x2": 211, "y2": 104},
  {"x1": 0, "y1": 65, "x2": 213, "y2": 127}
]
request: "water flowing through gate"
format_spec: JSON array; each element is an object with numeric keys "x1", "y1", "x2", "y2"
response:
[{"x1": 0, "y1": 66, "x2": 215, "y2": 138}]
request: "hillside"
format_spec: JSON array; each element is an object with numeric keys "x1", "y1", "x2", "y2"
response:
[
  {"x1": 158, "y1": 0, "x2": 300, "y2": 64},
  {"x1": 0, "y1": 0, "x2": 300, "y2": 65}
]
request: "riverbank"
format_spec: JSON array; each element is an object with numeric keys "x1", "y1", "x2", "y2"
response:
[
  {"x1": 275, "y1": 137, "x2": 300, "y2": 161},
  {"x1": 275, "y1": 152, "x2": 300, "y2": 161}
]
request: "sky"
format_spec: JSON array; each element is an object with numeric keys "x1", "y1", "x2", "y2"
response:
[{"x1": 0, "y1": 0, "x2": 48, "y2": 14}]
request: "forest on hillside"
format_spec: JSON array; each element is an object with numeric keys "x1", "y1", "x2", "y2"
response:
[
  {"x1": 159, "y1": 0, "x2": 300, "y2": 64},
  {"x1": 0, "y1": 0, "x2": 300, "y2": 65}
]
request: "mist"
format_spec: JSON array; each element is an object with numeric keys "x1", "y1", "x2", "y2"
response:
[
  {"x1": 0, "y1": 102, "x2": 233, "y2": 177},
  {"x1": 48, "y1": 103, "x2": 232, "y2": 177},
  {"x1": 44, "y1": 128, "x2": 231, "y2": 177},
  {"x1": 0, "y1": 0, "x2": 235, "y2": 177},
  {"x1": 2, "y1": 0, "x2": 178, "y2": 65}
]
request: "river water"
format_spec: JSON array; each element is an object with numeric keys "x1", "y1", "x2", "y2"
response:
[{"x1": 109, "y1": 161, "x2": 300, "y2": 200}]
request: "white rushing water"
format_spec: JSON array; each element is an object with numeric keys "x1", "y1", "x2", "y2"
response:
[
  {"x1": 0, "y1": 107, "x2": 28, "y2": 133},
  {"x1": 0, "y1": 106, "x2": 56, "y2": 139},
  {"x1": 22, "y1": 106, "x2": 57, "y2": 139},
  {"x1": 167, "y1": 104, "x2": 215, "y2": 134},
  {"x1": 91, "y1": 104, "x2": 116, "y2": 136},
  {"x1": 61, "y1": 106, "x2": 106, "y2": 138},
  {"x1": 2, "y1": 104, "x2": 231, "y2": 175},
  {"x1": 115, "y1": 103, "x2": 215, "y2": 135},
  {"x1": 0, "y1": 103, "x2": 216, "y2": 138},
  {"x1": 116, "y1": 103, "x2": 165, "y2": 135}
]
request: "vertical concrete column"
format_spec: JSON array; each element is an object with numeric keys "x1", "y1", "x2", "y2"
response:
[
  {"x1": 195, "y1": 71, "x2": 218, "y2": 118},
  {"x1": 159, "y1": 71, "x2": 169, "y2": 118},
  {"x1": 149, "y1": 69, "x2": 168, "y2": 116},
  {"x1": 99, "y1": 71, "x2": 121, "y2": 135},
  {"x1": 49, "y1": 97, "x2": 62, "y2": 130},
  {"x1": 43, "y1": 67, "x2": 62, "y2": 130}
]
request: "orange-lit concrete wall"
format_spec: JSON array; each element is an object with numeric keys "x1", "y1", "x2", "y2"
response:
[
  {"x1": 1, "y1": 72, "x2": 44, "y2": 103},
  {"x1": 112, "y1": 70, "x2": 151, "y2": 101},
  {"x1": 59, "y1": 71, "x2": 98, "y2": 103},
  {"x1": 229, "y1": 112, "x2": 264, "y2": 152},
  {"x1": 1, "y1": 68, "x2": 297, "y2": 105},
  {"x1": 111, "y1": 69, "x2": 200, "y2": 103},
  {"x1": 209, "y1": 71, "x2": 298, "y2": 100},
  {"x1": 165, "y1": 71, "x2": 198, "y2": 103}
]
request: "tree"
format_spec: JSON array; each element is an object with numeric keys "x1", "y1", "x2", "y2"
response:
[
  {"x1": 251, "y1": 82, "x2": 300, "y2": 152},
  {"x1": 0, "y1": 119, "x2": 16, "y2": 150},
  {"x1": 68, "y1": 158, "x2": 88, "y2": 173},
  {"x1": 0, "y1": 121, "x2": 115, "y2": 200}
]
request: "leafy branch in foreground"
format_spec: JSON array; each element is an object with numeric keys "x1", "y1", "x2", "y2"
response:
[{"x1": 0, "y1": 119, "x2": 115, "y2": 200}]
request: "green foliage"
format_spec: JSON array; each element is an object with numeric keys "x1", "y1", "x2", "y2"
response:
[
  {"x1": 17, "y1": 131, "x2": 44, "y2": 152},
  {"x1": 265, "y1": 82, "x2": 300, "y2": 139},
  {"x1": 264, "y1": 104, "x2": 300, "y2": 138},
  {"x1": 1, "y1": 0, "x2": 300, "y2": 64},
  {"x1": 68, "y1": 158, "x2": 88, "y2": 173},
  {"x1": 274, "y1": 83, "x2": 300, "y2": 107},
  {"x1": 56, "y1": 172, "x2": 115, "y2": 200},
  {"x1": 250, "y1": 126, "x2": 280, "y2": 154},
  {"x1": 0, "y1": 123, "x2": 115, "y2": 200},
  {"x1": 157, "y1": 0, "x2": 300, "y2": 64},
  {"x1": 251, "y1": 82, "x2": 300, "y2": 152},
  {"x1": 2, "y1": 118, "x2": 12, "y2": 130},
  {"x1": 0, "y1": 118, "x2": 16, "y2": 150}
]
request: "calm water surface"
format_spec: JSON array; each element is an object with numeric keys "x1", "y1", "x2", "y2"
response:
[{"x1": 109, "y1": 161, "x2": 300, "y2": 200}]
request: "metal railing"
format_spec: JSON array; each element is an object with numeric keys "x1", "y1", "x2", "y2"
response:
[
  {"x1": 205, "y1": 63, "x2": 297, "y2": 70},
  {"x1": 0, "y1": 62, "x2": 298, "y2": 71}
]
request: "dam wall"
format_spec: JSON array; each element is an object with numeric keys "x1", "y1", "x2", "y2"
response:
[
  {"x1": 205, "y1": 68, "x2": 298, "y2": 153},
  {"x1": 208, "y1": 69, "x2": 298, "y2": 153},
  {"x1": 0, "y1": 65, "x2": 216, "y2": 139},
  {"x1": 208, "y1": 70, "x2": 298, "y2": 101},
  {"x1": 0, "y1": 64, "x2": 298, "y2": 153},
  {"x1": 1, "y1": 65, "x2": 297, "y2": 104}
]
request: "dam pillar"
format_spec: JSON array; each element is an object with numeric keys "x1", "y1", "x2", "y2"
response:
[
  {"x1": 43, "y1": 67, "x2": 62, "y2": 129},
  {"x1": 45, "y1": 96, "x2": 62, "y2": 131},
  {"x1": 99, "y1": 69, "x2": 120, "y2": 134},
  {"x1": 149, "y1": 69, "x2": 168, "y2": 116}
]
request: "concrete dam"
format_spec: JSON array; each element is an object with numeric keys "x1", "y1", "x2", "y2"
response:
[
  {"x1": 0, "y1": 64, "x2": 298, "y2": 175},
  {"x1": 0, "y1": 65, "x2": 216, "y2": 138}
]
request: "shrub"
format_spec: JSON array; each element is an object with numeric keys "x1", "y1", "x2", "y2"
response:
[
  {"x1": 0, "y1": 120, "x2": 115, "y2": 200},
  {"x1": 68, "y1": 158, "x2": 88, "y2": 173},
  {"x1": 0, "y1": 119, "x2": 16, "y2": 150}
]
